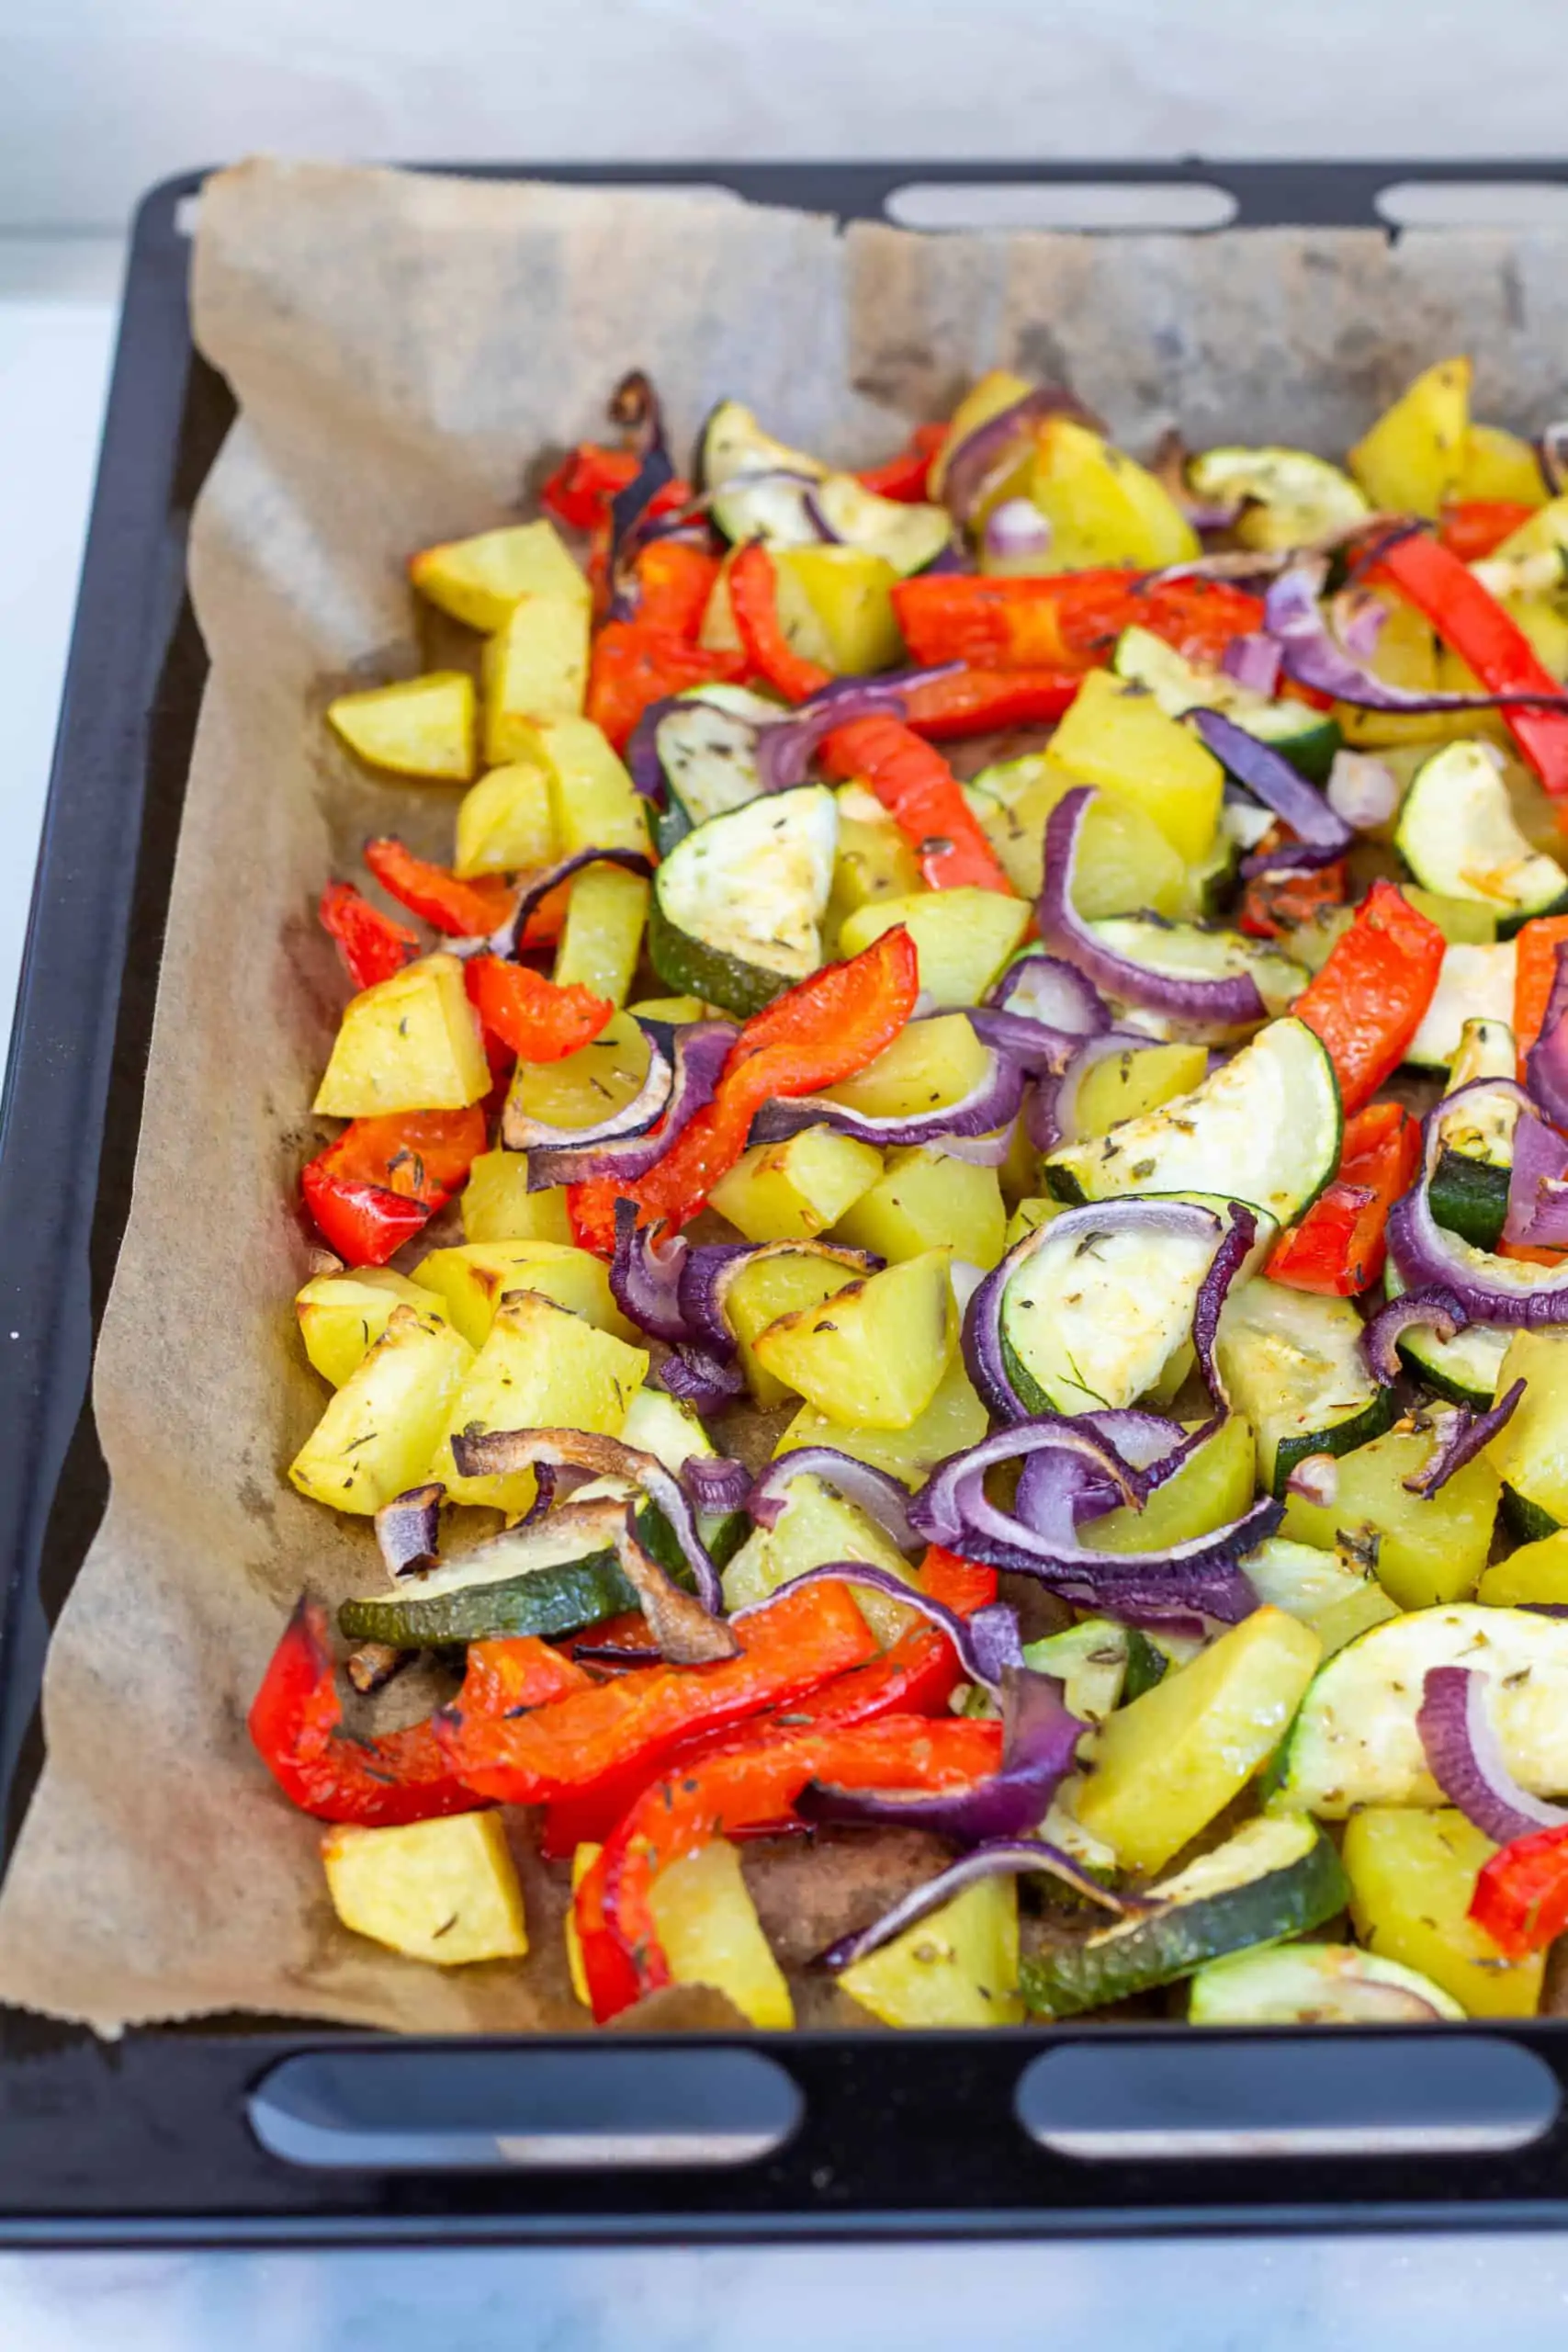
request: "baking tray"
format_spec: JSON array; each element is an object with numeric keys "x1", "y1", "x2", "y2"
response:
[{"x1": 6, "y1": 159, "x2": 1568, "y2": 2247}]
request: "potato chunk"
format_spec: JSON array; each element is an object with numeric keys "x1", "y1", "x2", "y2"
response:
[
  {"x1": 410, "y1": 1238, "x2": 634, "y2": 1348},
  {"x1": 430, "y1": 1289, "x2": 648, "y2": 1513},
  {"x1": 295, "y1": 1267, "x2": 443, "y2": 1388},
  {"x1": 454, "y1": 762, "x2": 557, "y2": 878},
  {"x1": 648, "y1": 1839, "x2": 795, "y2": 2029},
  {"x1": 482, "y1": 596, "x2": 590, "y2": 759},
  {"x1": 326, "y1": 672, "x2": 477, "y2": 781},
  {"x1": 312, "y1": 953, "x2": 491, "y2": 1117},
  {"x1": 410, "y1": 519, "x2": 589, "y2": 633},
  {"x1": 289, "y1": 1304, "x2": 473, "y2": 1514},
  {"x1": 751, "y1": 1249, "x2": 957, "y2": 1429},
  {"x1": 321, "y1": 1813, "x2": 528, "y2": 1965}
]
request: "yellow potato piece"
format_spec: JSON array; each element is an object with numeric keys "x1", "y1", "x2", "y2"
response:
[
  {"x1": 1027, "y1": 417, "x2": 1199, "y2": 571},
  {"x1": 1348, "y1": 356, "x2": 1471, "y2": 518},
  {"x1": 1046, "y1": 671, "x2": 1224, "y2": 865},
  {"x1": 409, "y1": 1238, "x2": 634, "y2": 1348},
  {"x1": 326, "y1": 671, "x2": 477, "y2": 782},
  {"x1": 928, "y1": 369, "x2": 1032, "y2": 502},
  {"x1": 825, "y1": 1012, "x2": 993, "y2": 1123},
  {"x1": 289, "y1": 1304, "x2": 473, "y2": 1515},
  {"x1": 833, "y1": 1147, "x2": 1006, "y2": 1270},
  {"x1": 460, "y1": 1148, "x2": 574, "y2": 1245},
  {"x1": 774, "y1": 547, "x2": 903, "y2": 673},
  {"x1": 1074, "y1": 1607, "x2": 1322, "y2": 1874},
  {"x1": 552, "y1": 864, "x2": 650, "y2": 1006},
  {"x1": 1343, "y1": 1807, "x2": 1543, "y2": 2019},
  {"x1": 295, "y1": 1268, "x2": 441, "y2": 1388},
  {"x1": 721, "y1": 1471, "x2": 918, "y2": 1648},
  {"x1": 838, "y1": 888, "x2": 1030, "y2": 1010},
  {"x1": 726, "y1": 1249, "x2": 868, "y2": 1408},
  {"x1": 1486, "y1": 1329, "x2": 1568, "y2": 1527},
  {"x1": 566, "y1": 1842, "x2": 602, "y2": 2007},
  {"x1": 504, "y1": 1007, "x2": 650, "y2": 1144},
  {"x1": 709, "y1": 1128, "x2": 885, "y2": 1245},
  {"x1": 1069, "y1": 1040, "x2": 1210, "y2": 1139},
  {"x1": 967, "y1": 756, "x2": 1189, "y2": 915},
  {"x1": 839, "y1": 1876, "x2": 1022, "y2": 2028},
  {"x1": 482, "y1": 594, "x2": 590, "y2": 759},
  {"x1": 312, "y1": 953, "x2": 491, "y2": 1118},
  {"x1": 647, "y1": 1839, "x2": 795, "y2": 2030},
  {"x1": 1280, "y1": 1421, "x2": 1500, "y2": 1611},
  {"x1": 454, "y1": 762, "x2": 557, "y2": 878},
  {"x1": 1455, "y1": 422, "x2": 1546, "y2": 507},
  {"x1": 410, "y1": 519, "x2": 590, "y2": 633},
  {"x1": 430, "y1": 1288, "x2": 647, "y2": 1513},
  {"x1": 321, "y1": 1813, "x2": 528, "y2": 1966},
  {"x1": 1477, "y1": 1528, "x2": 1568, "y2": 1607},
  {"x1": 519, "y1": 716, "x2": 649, "y2": 859},
  {"x1": 776, "y1": 1352, "x2": 990, "y2": 1489},
  {"x1": 752, "y1": 1248, "x2": 957, "y2": 1429}
]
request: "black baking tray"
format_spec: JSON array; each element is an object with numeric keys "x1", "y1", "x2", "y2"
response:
[{"x1": 7, "y1": 158, "x2": 1568, "y2": 2246}]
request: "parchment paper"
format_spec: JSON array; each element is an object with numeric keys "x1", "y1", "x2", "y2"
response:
[{"x1": 2, "y1": 159, "x2": 1567, "y2": 2034}]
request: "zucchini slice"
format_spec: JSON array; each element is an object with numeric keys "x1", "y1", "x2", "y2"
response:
[
  {"x1": 1188, "y1": 1941, "x2": 1464, "y2": 2025},
  {"x1": 1404, "y1": 941, "x2": 1517, "y2": 1069},
  {"x1": 652, "y1": 684, "x2": 783, "y2": 855},
  {"x1": 1045, "y1": 1017, "x2": 1341, "y2": 1228},
  {"x1": 1021, "y1": 1621, "x2": 1131, "y2": 1730},
  {"x1": 1428, "y1": 1065, "x2": 1521, "y2": 1251},
  {"x1": 1396, "y1": 740, "x2": 1568, "y2": 938},
  {"x1": 1382, "y1": 1263, "x2": 1510, "y2": 1410},
  {"x1": 1271, "y1": 1602, "x2": 1568, "y2": 1817},
  {"x1": 1021, "y1": 1815, "x2": 1348, "y2": 2018},
  {"x1": 1239, "y1": 1535, "x2": 1401, "y2": 1657},
  {"x1": 998, "y1": 1195, "x2": 1269, "y2": 1418},
  {"x1": 649, "y1": 785, "x2": 837, "y2": 1016},
  {"x1": 806, "y1": 474, "x2": 953, "y2": 578},
  {"x1": 1214, "y1": 1276, "x2": 1393, "y2": 1496},
  {"x1": 1186, "y1": 446, "x2": 1371, "y2": 552},
  {"x1": 1111, "y1": 624, "x2": 1342, "y2": 785},
  {"x1": 336, "y1": 1503, "x2": 668, "y2": 1649},
  {"x1": 699, "y1": 400, "x2": 826, "y2": 546}
]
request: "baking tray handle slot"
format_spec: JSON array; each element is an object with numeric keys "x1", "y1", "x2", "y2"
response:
[
  {"x1": 249, "y1": 2044, "x2": 803, "y2": 2172},
  {"x1": 1016, "y1": 2033, "x2": 1560, "y2": 2162}
]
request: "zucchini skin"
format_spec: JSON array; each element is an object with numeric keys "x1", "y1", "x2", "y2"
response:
[
  {"x1": 1271, "y1": 1392, "x2": 1395, "y2": 1500},
  {"x1": 647, "y1": 890, "x2": 793, "y2": 1019},
  {"x1": 1020, "y1": 1833, "x2": 1348, "y2": 2016},
  {"x1": 1427, "y1": 1147, "x2": 1508, "y2": 1250},
  {"x1": 1502, "y1": 1483, "x2": 1564, "y2": 1545}
]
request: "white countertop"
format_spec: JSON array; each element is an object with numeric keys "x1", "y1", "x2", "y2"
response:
[{"x1": 4, "y1": 227, "x2": 1568, "y2": 2352}]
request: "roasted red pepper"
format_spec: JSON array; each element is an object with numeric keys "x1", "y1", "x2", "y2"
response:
[
  {"x1": 362, "y1": 838, "x2": 515, "y2": 938},
  {"x1": 1438, "y1": 500, "x2": 1540, "y2": 564},
  {"x1": 818, "y1": 714, "x2": 1016, "y2": 894},
  {"x1": 249, "y1": 1598, "x2": 481, "y2": 1826},
  {"x1": 1292, "y1": 879, "x2": 1446, "y2": 1117},
  {"x1": 541, "y1": 443, "x2": 691, "y2": 536},
  {"x1": 586, "y1": 623, "x2": 749, "y2": 752},
  {"x1": 465, "y1": 954, "x2": 613, "y2": 1063},
  {"x1": 455, "y1": 1635, "x2": 592, "y2": 1718},
  {"x1": 319, "y1": 880, "x2": 420, "y2": 990},
  {"x1": 1374, "y1": 531, "x2": 1568, "y2": 798},
  {"x1": 1268, "y1": 1101, "x2": 1420, "y2": 1295},
  {"x1": 629, "y1": 540, "x2": 720, "y2": 639},
  {"x1": 435, "y1": 1577, "x2": 877, "y2": 1806},
  {"x1": 855, "y1": 422, "x2": 947, "y2": 503},
  {"x1": 892, "y1": 571, "x2": 1266, "y2": 673},
  {"x1": 301, "y1": 1105, "x2": 488, "y2": 1265},
  {"x1": 901, "y1": 664, "x2": 1082, "y2": 741},
  {"x1": 1236, "y1": 860, "x2": 1349, "y2": 941},
  {"x1": 576, "y1": 1713, "x2": 1005, "y2": 2020},
  {"x1": 568, "y1": 926, "x2": 920, "y2": 1250},
  {"x1": 1513, "y1": 913, "x2": 1568, "y2": 1076},
  {"x1": 1469, "y1": 1822, "x2": 1568, "y2": 1959},
  {"x1": 726, "y1": 541, "x2": 832, "y2": 703}
]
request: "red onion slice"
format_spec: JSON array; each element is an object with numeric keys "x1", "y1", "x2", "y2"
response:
[
  {"x1": 941, "y1": 385, "x2": 1098, "y2": 527},
  {"x1": 1526, "y1": 942, "x2": 1568, "y2": 1131},
  {"x1": 682, "y1": 1455, "x2": 752, "y2": 1516},
  {"x1": 1361, "y1": 1287, "x2": 1471, "y2": 1385},
  {"x1": 753, "y1": 676, "x2": 927, "y2": 795},
  {"x1": 1403, "y1": 1381, "x2": 1526, "y2": 1498},
  {"x1": 613, "y1": 1506, "x2": 739, "y2": 1664},
  {"x1": 1014, "y1": 1409, "x2": 1186, "y2": 1535},
  {"x1": 1049, "y1": 1029, "x2": 1181, "y2": 1146},
  {"x1": 1505, "y1": 1108, "x2": 1568, "y2": 1248},
  {"x1": 446, "y1": 1428, "x2": 724, "y2": 1615},
  {"x1": 1387, "y1": 1084, "x2": 1568, "y2": 1326},
  {"x1": 818, "y1": 1837, "x2": 1139, "y2": 1973},
  {"x1": 747, "y1": 1448, "x2": 921, "y2": 1553},
  {"x1": 1265, "y1": 558, "x2": 1568, "y2": 714},
  {"x1": 730, "y1": 1560, "x2": 1025, "y2": 1695},
  {"x1": 1191, "y1": 708, "x2": 1353, "y2": 860},
  {"x1": 1192, "y1": 1204, "x2": 1260, "y2": 1402},
  {"x1": 502, "y1": 1020, "x2": 674, "y2": 1157},
  {"x1": 374, "y1": 1483, "x2": 444, "y2": 1581},
  {"x1": 526, "y1": 1020, "x2": 737, "y2": 1185},
  {"x1": 800, "y1": 1663, "x2": 1085, "y2": 1842},
  {"x1": 1416, "y1": 1664, "x2": 1568, "y2": 1846},
  {"x1": 480, "y1": 847, "x2": 655, "y2": 961},
  {"x1": 1220, "y1": 632, "x2": 1283, "y2": 697},
  {"x1": 1540, "y1": 423, "x2": 1568, "y2": 497},
  {"x1": 991, "y1": 952, "x2": 1111, "y2": 1037},
  {"x1": 1040, "y1": 789, "x2": 1266, "y2": 1025},
  {"x1": 748, "y1": 1044, "x2": 1024, "y2": 1153},
  {"x1": 609, "y1": 1204, "x2": 688, "y2": 1343},
  {"x1": 1285, "y1": 1453, "x2": 1339, "y2": 1508},
  {"x1": 983, "y1": 498, "x2": 1053, "y2": 564},
  {"x1": 655, "y1": 1346, "x2": 746, "y2": 1410}
]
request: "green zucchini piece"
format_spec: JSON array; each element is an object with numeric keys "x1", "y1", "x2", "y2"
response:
[
  {"x1": 1426, "y1": 1041, "x2": 1521, "y2": 1250},
  {"x1": 699, "y1": 400, "x2": 825, "y2": 546},
  {"x1": 651, "y1": 684, "x2": 783, "y2": 856},
  {"x1": 1382, "y1": 1264, "x2": 1509, "y2": 1409},
  {"x1": 1239, "y1": 1535, "x2": 1400, "y2": 1657},
  {"x1": 1021, "y1": 1815, "x2": 1348, "y2": 2018},
  {"x1": 807, "y1": 473, "x2": 953, "y2": 578},
  {"x1": 1270, "y1": 1602, "x2": 1568, "y2": 1818},
  {"x1": 1404, "y1": 941, "x2": 1517, "y2": 1069},
  {"x1": 1186, "y1": 447, "x2": 1371, "y2": 552},
  {"x1": 1395, "y1": 740, "x2": 1568, "y2": 939},
  {"x1": 1111, "y1": 623, "x2": 1342, "y2": 785},
  {"x1": 1122, "y1": 1628, "x2": 1169, "y2": 1703},
  {"x1": 1188, "y1": 1941, "x2": 1464, "y2": 2025},
  {"x1": 1214, "y1": 1276, "x2": 1394, "y2": 1496},
  {"x1": 1504, "y1": 1487, "x2": 1564, "y2": 1543},
  {"x1": 1021, "y1": 1620, "x2": 1130, "y2": 1730},
  {"x1": 1045, "y1": 1017, "x2": 1342, "y2": 1228},
  {"x1": 649, "y1": 784, "x2": 837, "y2": 1016}
]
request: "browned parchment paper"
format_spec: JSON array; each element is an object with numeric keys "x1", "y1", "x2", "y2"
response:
[{"x1": 3, "y1": 159, "x2": 1568, "y2": 2034}]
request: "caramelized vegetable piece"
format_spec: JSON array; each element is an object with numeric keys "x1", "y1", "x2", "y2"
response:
[
  {"x1": 751, "y1": 1249, "x2": 958, "y2": 1428},
  {"x1": 321, "y1": 1814, "x2": 528, "y2": 1965},
  {"x1": 313, "y1": 955, "x2": 491, "y2": 1118},
  {"x1": 288, "y1": 1305, "x2": 474, "y2": 1515},
  {"x1": 411, "y1": 519, "x2": 590, "y2": 633},
  {"x1": 327, "y1": 673, "x2": 477, "y2": 781},
  {"x1": 429, "y1": 1290, "x2": 648, "y2": 1513},
  {"x1": 647, "y1": 1839, "x2": 795, "y2": 2028}
]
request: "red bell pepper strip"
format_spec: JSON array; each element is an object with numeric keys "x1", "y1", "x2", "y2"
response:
[
  {"x1": 855, "y1": 422, "x2": 947, "y2": 503},
  {"x1": 464, "y1": 954, "x2": 613, "y2": 1063},
  {"x1": 586, "y1": 623, "x2": 749, "y2": 752},
  {"x1": 435, "y1": 1577, "x2": 878, "y2": 1807},
  {"x1": 1267, "y1": 1102, "x2": 1420, "y2": 1295},
  {"x1": 455, "y1": 1636, "x2": 593, "y2": 1719},
  {"x1": 1236, "y1": 860, "x2": 1348, "y2": 942},
  {"x1": 893, "y1": 571, "x2": 1267, "y2": 673},
  {"x1": 319, "y1": 881, "x2": 420, "y2": 990},
  {"x1": 1513, "y1": 913, "x2": 1568, "y2": 1076},
  {"x1": 538, "y1": 1545, "x2": 998, "y2": 1857},
  {"x1": 301, "y1": 1106, "x2": 488, "y2": 1265},
  {"x1": 901, "y1": 665, "x2": 1082, "y2": 741},
  {"x1": 249, "y1": 1598, "x2": 482, "y2": 1826},
  {"x1": 568, "y1": 926, "x2": 920, "y2": 1251},
  {"x1": 542, "y1": 443, "x2": 692, "y2": 536},
  {"x1": 1292, "y1": 879, "x2": 1446, "y2": 1117},
  {"x1": 1373, "y1": 531, "x2": 1568, "y2": 798},
  {"x1": 629, "y1": 540, "x2": 720, "y2": 639},
  {"x1": 1469, "y1": 1821, "x2": 1568, "y2": 1959},
  {"x1": 1438, "y1": 500, "x2": 1541, "y2": 564},
  {"x1": 362, "y1": 838, "x2": 515, "y2": 939},
  {"x1": 818, "y1": 714, "x2": 1015, "y2": 894},
  {"x1": 576, "y1": 1713, "x2": 1005, "y2": 2020},
  {"x1": 726, "y1": 541, "x2": 832, "y2": 703}
]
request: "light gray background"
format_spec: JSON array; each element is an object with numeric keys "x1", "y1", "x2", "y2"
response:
[{"x1": 4, "y1": 7, "x2": 1568, "y2": 2339}]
